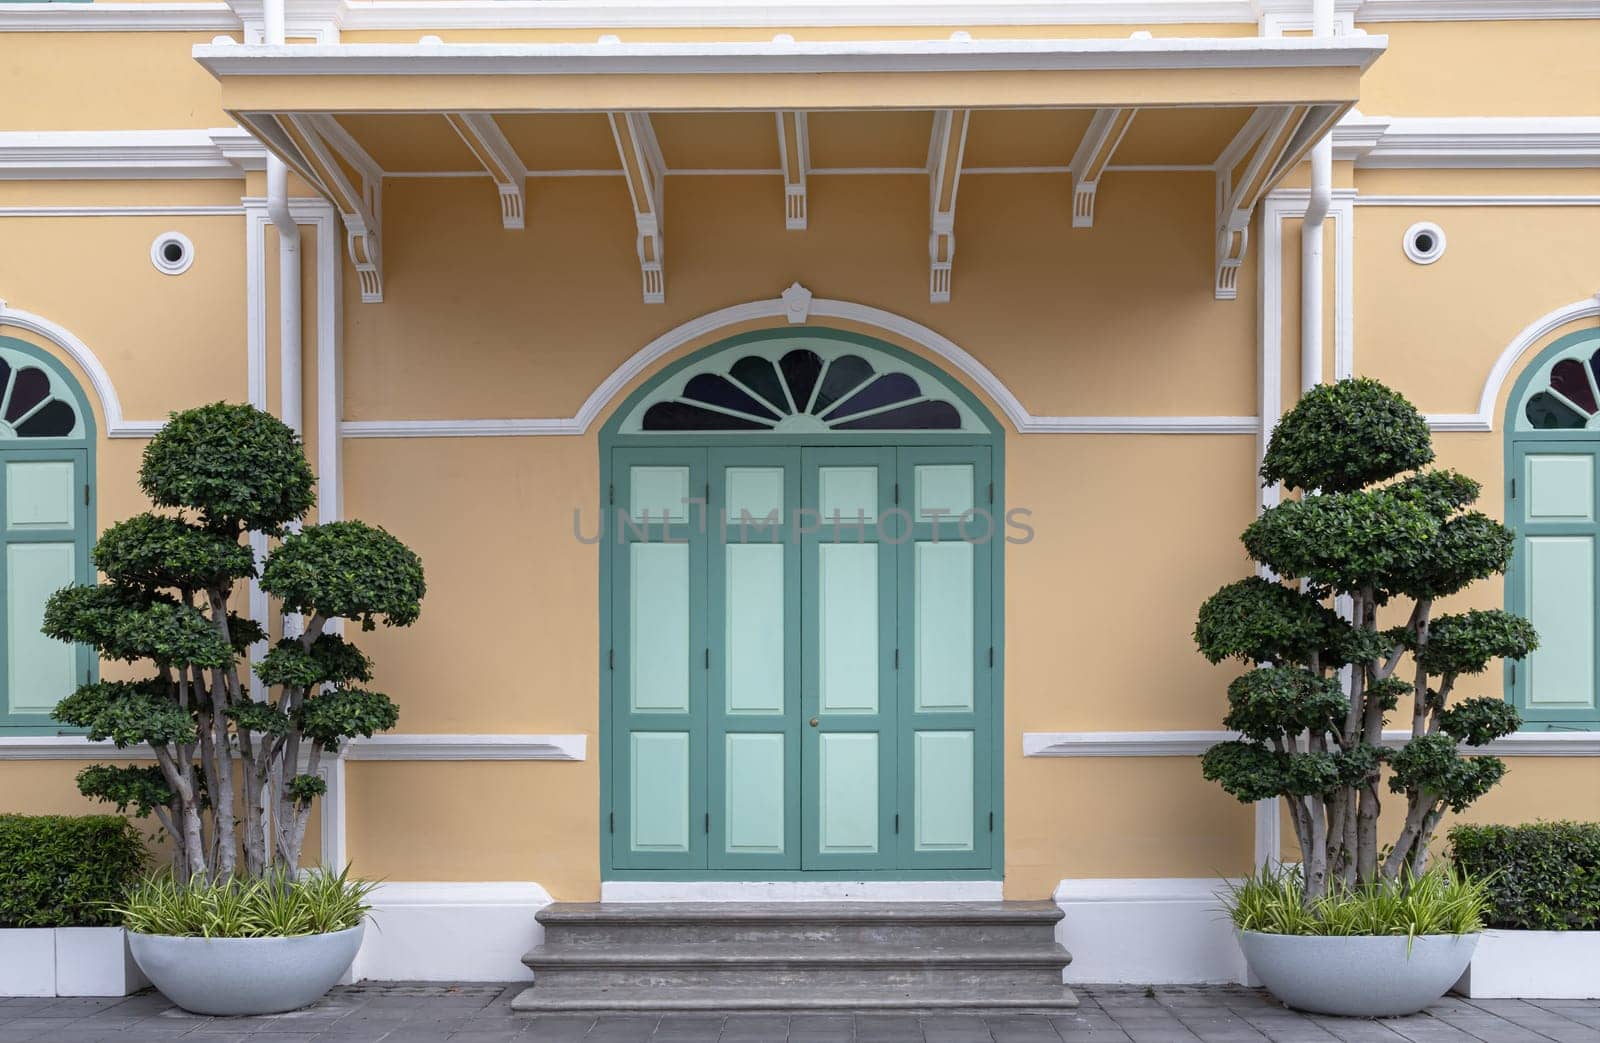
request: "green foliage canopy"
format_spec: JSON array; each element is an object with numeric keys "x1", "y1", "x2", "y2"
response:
[{"x1": 261, "y1": 521, "x2": 426, "y2": 630}]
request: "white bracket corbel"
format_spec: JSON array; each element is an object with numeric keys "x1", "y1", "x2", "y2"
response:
[
  {"x1": 776, "y1": 111, "x2": 809, "y2": 230},
  {"x1": 445, "y1": 112, "x2": 527, "y2": 230},
  {"x1": 927, "y1": 109, "x2": 969, "y2": 304},
  {"x1": 280, "y1": 114, "x2": 384, "y2": 302},
  {"x1": 1068, "y1": 108, "x2": 1136, "y2": 228},
  {"x1": 1213, "y1": 106, "x2": 1320, "y2": 300},
  {"x1": 608, "y1": 111, "x2": 666, "y2": 304}
]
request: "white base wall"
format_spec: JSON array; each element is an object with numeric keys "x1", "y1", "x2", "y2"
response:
[
  {"x1": 352, "y1": 882, "x2": 551, "y2": 983},
  {"x1": 0, "y1": 927, "x2": 147, "y2": 997},
  {"x1": 1055, "y1": 879, "x2": 1249, "y2": 986},
  {"x1": 1453, "y1": 930, "x2": 1600, "y2": 999}
]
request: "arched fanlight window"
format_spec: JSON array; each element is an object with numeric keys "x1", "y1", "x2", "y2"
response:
[
  {"x1": 618, "y1": 333, "x2": 991, "y2": 436},
  {"x1": 1516, "y1": 333, "x2": 1600, "y2": 431},
  {"x1": 0, "y1": 345, "x2": 87, "y2": 440}
]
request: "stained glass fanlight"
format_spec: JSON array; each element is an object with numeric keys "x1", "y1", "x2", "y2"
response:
[
  {"x1": 1524, "y1": 350, "x2": 1600, "y2": 430},
  {"x1": 638, "y1": 347, "x2": 966, "y2": 433},
  {"x1": 0, "y1": 349, "x2": 83, "y2": 439}
]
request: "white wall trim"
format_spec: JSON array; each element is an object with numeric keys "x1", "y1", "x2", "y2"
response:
[
  {"x1": 1356, "y1": 194, "x2": 1600, "y2": 206},
  {"x1": 10, "y1": 0, "x2": 1594, "y2": 32},
  {"x1": 343, "y1": 733, "x2": 587, "y2": 760},
  {"x1": 339, "y1": 286, "x2": 1261, "y2": 439},
  {"x1": 1425, "y1": 293, "x2": 1600, "y2": 433},
  {"x1": 0, "y1": 732, "x2": 589, "y2": 760},
  {"x1": 0, "y1": 2, "x2": 241, "y2": 32},
  {"x1": 193, "y1": 35, "x2": 1388, "y2": 77},
  {"x1": 1336, "y1": 115, "x2": 1600, "y2": 168},
  {"x1": 0, "y1": 206, "x2": 245, "y2": 218},
  {"x1": 601, "y1": 880, "x2": 1004, "y2": 902},
  {"x1": 1022, "y1": 729, "x2": 1600, "y2": 756},
  {"x1": 0, "y1": 130, "x2": 264, "y2": 180},
  {"x1": 0, "y1": 303, "x2": 163, "y2": 438}
]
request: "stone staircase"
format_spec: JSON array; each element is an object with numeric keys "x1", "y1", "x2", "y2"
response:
[{"x1": 511, "y1": 901, "x2": 1077, "y2": 1012}]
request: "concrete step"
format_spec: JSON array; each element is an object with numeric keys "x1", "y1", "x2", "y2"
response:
[
  {"x1": 536, "y1": 901, "x2": 1064, "y2": 948},
  {"x1": 524, "y1": 943, "x2": 1070, "y2": 990},
  {"x1": 509, "y1": 982, "x2": 1080, "y2": 1013}
]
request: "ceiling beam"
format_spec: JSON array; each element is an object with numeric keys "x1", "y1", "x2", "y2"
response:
[
  {"x1": 1068, "y1": 107, "x2": 1136, "y2": 228},
  {"x1": 927, "y1": 108, "x2": 969, "y2": 304},
  {"x1": 445, "y1": 112, "x2": 527, "y2": 229},
  {"x1": 278, "y1": 114, "x2": 384, "y2": 302},
  {"x1": 776, "y1": 110, "x2": 809, "y2": 230},
  {"x1": 608, "y1": 111, "x2": 666, "y2": 304}
]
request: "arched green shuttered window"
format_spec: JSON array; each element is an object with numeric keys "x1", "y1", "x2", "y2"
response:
[
  {"x1": 0, "y1": 336, "x2": 96, "y2": 732},
  {"x1": 1506, "y1": 327, "x2": 1600, "y2": 729}
]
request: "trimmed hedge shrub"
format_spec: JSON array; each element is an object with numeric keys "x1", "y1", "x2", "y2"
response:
[
  {"x1": 0, "y1": 815, "x2": 147, "y2": 928},
  {"x1": 1450, "y1": 821, "x2": 1600, "y2": 931}
]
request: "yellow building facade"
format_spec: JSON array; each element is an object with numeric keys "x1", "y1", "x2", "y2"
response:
[{"x1": 1, "y1": 0, "x2": 1597, "y2": 984}]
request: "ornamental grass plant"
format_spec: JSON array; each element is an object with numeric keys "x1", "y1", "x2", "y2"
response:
[
  {"x1": 116, "y1": 866, "x2": 376, "y2": 939},
  {"x1": 1223, "y1": 863, "x2": 1493, "y2": 939}
]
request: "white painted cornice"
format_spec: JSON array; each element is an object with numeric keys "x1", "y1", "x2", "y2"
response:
[
  {"x1": 1336, "y1": 114, "x2": 1600, "y2": 168},
  {"x1": 0, "y1": 129, "x2": 263, "y2": 180},
  {"x1": 6, "y1": 0, "x2": 1596, "y2": 32},
  {"x1": 192, "y1": 35, "x2": 1388, "y2": 78},
  {"x1": 1023, "y1": 729, "x2": 1600, "y2": 756},
  {"x1": 0, "y1": 2, "x2": 240, "y2": 32}
]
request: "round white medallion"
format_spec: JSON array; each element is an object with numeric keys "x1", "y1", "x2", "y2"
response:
[
  {"x1": 1403, "y1": 222, "x2": 1446, "y2": 266},
  {"x1": 150, "y1": 231, "x2": 195, "y2": 276}
]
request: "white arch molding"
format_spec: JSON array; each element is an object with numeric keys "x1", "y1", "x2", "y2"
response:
[
  {"x1": 340, "y1": 283, "x2": 1259, "y2": 438},
  {"x1": 0, "y1": 300, "x2": 161, "y2": 438},
  {"x1": 1426, "y1": 292, "x2": 1600, "y2": 433}
]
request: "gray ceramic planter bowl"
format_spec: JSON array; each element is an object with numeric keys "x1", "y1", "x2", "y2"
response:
[
  {"x1": 1238, "y1": 930, "x2": 1477, "y2": 1017},
  {"x1": 128, "y1": 923, "x2": 363, "y2": 1016}
]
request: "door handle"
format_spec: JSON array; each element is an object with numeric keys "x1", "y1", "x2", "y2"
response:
[{"x1": 809, "y1": 717, "x2": 819, "y2": 727}]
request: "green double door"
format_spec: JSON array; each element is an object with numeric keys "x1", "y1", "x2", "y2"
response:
[{"x1": 609, "y1": 445, "x2": 995, "y2": 876}]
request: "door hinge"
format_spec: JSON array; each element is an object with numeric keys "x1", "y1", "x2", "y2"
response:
[
  {"x1": 608, "y1": 649, "x2": 614, "y2": 670},
  {"x1": 893, "y1": 648, "x2": 900, "y2": 670},
  {"x1": 706, "y1": 481, "x2": 711, "y2": 501},
  {"x1": 83, "y1": 484, "x2": 90, "y2": 506},
  {"x1": 1510, "y1": 477, "x2": 1517, "y2": 499},
  {"x1": 989, "y1": 812, "x2": 994, "y2": 833},
  {"x1": 893, "y1": 482, "x2": 900, "y2": 505},
  {"x1": 988, "y1": 646, "x2": 994, "y2": 668},
  {"x1": 1511, "y1": 662, "x2": 1517, "y2": 685},
  {"x1": 609, "y1": 812, "x2": 614, "y2": 834},
  {"x1": 608, "y1": 483, "x2": 615, "y2": 506},
  {"x1": 894, "y1": 813, "x2": 900, "y2": 834},
  {"x1": 987, "y1": 481, "x2": 994, "y2": 505},
  {"x1": 705, "y1": 647, "x2": 711, "y2": 669},
  {"x1": 705, "y1": 812, "x2": 710, "y2": 834}
]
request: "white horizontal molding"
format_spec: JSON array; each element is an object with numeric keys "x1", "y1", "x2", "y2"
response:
[
  {"x1": 1023, "y1": 729, "x2": 1600, "y2": 756},
  {"x1": 13, "y1": 0, "x2": 1591, "y2": 32},
  {"x1": 1053, "y1": 877, "x2": 1236, "y2": 903},
  {"x1": 343, "y1": 415, "x2": 1260, "y2": 437},
  {"x1": 369, "y1": 881, "x2": 554, "y2": 906},
  {"x1": 1357, "y1": 194, "x2": 1600, "y2": 206},
  {"x1": 0, "y1": 206, "x2": 244, "y2": 218},
  {"x1": 1334, "y1": 113, "x2": 1600, "y2": 168},
  {"x1": 343, "y1": 733, "x2": 587, "y2": 760},
  {"x1": 193, "y1": 36, "x2": 1387, "y2": 77},
  {"x1": 0, "y1": 2, "x2": 240, "y2": 31},
  {"x1": 0, "y1": 129, "x2": 265, "y2": 180},
  {"x1": 0, "y1": 733, "x2": 587, "y2": 761}
]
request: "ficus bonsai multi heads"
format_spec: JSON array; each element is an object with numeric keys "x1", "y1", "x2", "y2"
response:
[
  {"x1": 44, "y1": 402, "x2": 425, "y2": 882},
  {"x1": 1196, "y1": 378, "x2": 1535, "y2": 900}
]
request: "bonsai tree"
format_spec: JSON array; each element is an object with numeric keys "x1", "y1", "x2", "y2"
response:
[
  {"x1": 1196, "y1": 379, "x2": 1535, "y2": 900},
  {"x1": 42, "y1": 403, "x2": 424, "y2": 881}
]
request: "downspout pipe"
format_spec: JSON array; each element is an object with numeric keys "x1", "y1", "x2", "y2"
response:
[
  {"x1": 1300, "y1": 0, "x2": 1334, "y2": 394},
  {"x1": 263, "y1": 0, "x2": 303, "y2": 650}
]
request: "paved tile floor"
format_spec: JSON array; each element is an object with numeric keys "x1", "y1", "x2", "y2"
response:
[{"x1": 2, "y1": 985, "x2": 1596, "y2": 1043}]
